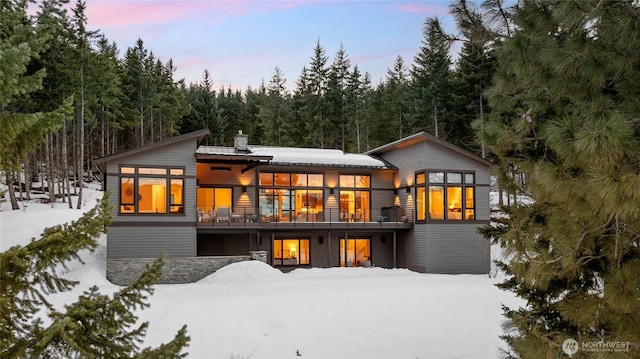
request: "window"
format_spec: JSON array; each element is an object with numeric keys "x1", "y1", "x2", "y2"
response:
[
  {"x1": 259, "y1": 173, "x2": 324, "y2": 222},
  {"x1": 118, "y1": 166, "x2": 184, "y2": 214},
  {"x1": 419, "y1": 171, "x2": 475, "y2": 221},
  {"x1": 339, "y1": 175, "x2": 371, "y2": 222},
  {"x1": 416, "y1": 173, "x2": 426, "y2": 220},
  {"x1": 196, "y1": 187, "x2": 232, "y2": 221},
  {"x1": 340, "y1": 239, "x2": 371, "y2": 267},
  {"x1": 273, "y1": 239, "x2": 310, "y2": 266}
]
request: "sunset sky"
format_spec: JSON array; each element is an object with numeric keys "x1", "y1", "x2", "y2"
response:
[{"x1": 82, "y1": 1, "x2": 455, "y2": 91}]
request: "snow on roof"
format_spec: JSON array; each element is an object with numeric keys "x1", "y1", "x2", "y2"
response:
[{"x1": 197, "y1": 145, "x2": 389, "y2": 169}]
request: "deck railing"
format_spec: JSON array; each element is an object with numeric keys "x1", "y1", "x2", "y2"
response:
[{"x1": 196, "y1": 207, "x2": 413, "y2": 228}]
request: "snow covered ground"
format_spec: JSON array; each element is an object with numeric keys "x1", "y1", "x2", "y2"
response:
[{"x1": 0, "y1": 186, "x2": 522, "y2": 359}]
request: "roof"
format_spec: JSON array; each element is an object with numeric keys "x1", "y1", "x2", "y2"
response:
[
  {"x1": 196, "y1": 145, "x2": 391, "y2": 169},
  {"x1": 366, "y1": 132, "x2": 493, "y2": 167},
  {"x1": 95, "y1": 129, "x2": 209, "y2": 167}
]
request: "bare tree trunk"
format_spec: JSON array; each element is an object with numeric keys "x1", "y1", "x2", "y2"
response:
[
  {"x1": 61, "y1": 123, "x2": 73, "y2": 208},
  {"x1": 140, "y1": 100, "x2": 144, "y2": 146},
  {"x1": 38, "y1": 150, "x2": 45, "y2": 194},
  {"x1": 77, "y1": 64, "x2": 85, "y2": 209},
  {"x1": 101, "y1": 105, "x2": 107, "y2": 157},
  {"x1": 16, "y1": 170, "x2": 23, "y2": 202},
  {"x1": 24, "y1": 155, "x2": 31, "y2": 201},
  {"x1": 46, "y1": 133, "x2": 55, "y2": 206},
  {"x1": 5, "y1": 171, "x2": 19, "y2": 210}
]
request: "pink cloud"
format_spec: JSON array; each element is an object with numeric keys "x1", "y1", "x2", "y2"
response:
[
  {"x1": 85, "y1": 1, "x2": 254, "y2": 28},
  {"x1": 392, "y1": 2, "x2": 448, "y2": 15}
]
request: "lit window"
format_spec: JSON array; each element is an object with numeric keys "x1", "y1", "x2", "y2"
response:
[
  {"x1": 118, "y1": 166, "x2": 185, "y2": 215},
  {"x1": 421, "y1": 171, "x2": 476, "y2": 221},
  {"x1": 447, "y1": 186, "x2": 462, "y2": 220},
  {"x1": 138, "y1": 178, "x2": 167, "y2": 213},
  {"x1": 273, "y1": 239, "x2": 310, "y2": 266},
  {"x1": 138, "y1": 167, "x2": 167, "y2": 175},
  {"x1": 196, "y1": 187, "x2": 232, "y2": 221},
  {"x1": 416, "y1": 173, "x2": 426, "y2": 220},
  {"x1": 465, "y1": 187, "x2": 475, "y2": 220},
  {"x1": 340, "y1": 239, "x2": 371, "y2": 267},
  {"x1": 170, "y1": 179, "x2": 184, "y2": 213},
  {"x1": 120, "y1": 177, "x2": 135, "y2": 213},
  {"x1": 274, "y1": 173, "x2": 290, "y2": 186},
  {"x1": 259, "y1": 173, "x2": 274, "y2": 185},
  {"x1": 428, "y1": 186, "x2": 445, "y2": 220},
  {"x1": 339, "y1": 175, "x2": 371, "y2": 222},
  {"x1": 259, "y1": 173, "x2": 325, "y2": 222}
]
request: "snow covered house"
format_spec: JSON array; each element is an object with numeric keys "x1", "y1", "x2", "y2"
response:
[{"x1": 96, "y1": 129, "x2": 492, "y2": 284}]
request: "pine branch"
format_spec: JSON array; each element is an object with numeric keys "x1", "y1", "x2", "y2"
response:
[{"x1": 0, "y1": 194, "x2": 112, "y2": 355}]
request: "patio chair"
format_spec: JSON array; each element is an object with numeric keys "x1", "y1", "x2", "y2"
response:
[{"x1": 216, "y1": 206, "x2": 231, "y2": 222}]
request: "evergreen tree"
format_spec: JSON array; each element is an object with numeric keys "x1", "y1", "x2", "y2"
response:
[
  {"x1": 242, "y1": 84, "x2": 266, "y2": 144},
  {"x1": 410, "y1": 18, "x2": 454, "y2": 139},
  {"x1": 305, "y1": 39, "x2": 329, "y2": 148},
  {"x1": 215, "y1": 86, "x2": 242, "y2": 145},
  {"x1": 92, "y1": 36, "x2": 124, "y2": 157},
  {"x1": 0, "y1": 0, "x2": 72, "y2": 210},
  {"x1": 478, "y1": 1, "x2": 640, "y2": 357},
  {"x1": 0, "y1": 195, "x2": 190, "y2": 357},
  {"x1": 325, "y1": 43, "x2": 351, "y2": 150},
  {"x1": 383, "y1": 55, "x2": 410, "y2": 141},
  {"x1": 448, "y1": 0, "x2": 497, "y2": 155},
  {"x1": 121, "y1": 38, "x2": 150, "y2": 146},
  {"x1": 345, "y1": 65, "x2": 367, "y2": 153},
  {"x1": 258, "y1": 66, "x2": 292, "y2": 146}
]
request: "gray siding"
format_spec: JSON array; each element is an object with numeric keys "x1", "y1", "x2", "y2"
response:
[
  {"x1": 370, "y1": 170, "x2": 396, "y2": 220},
  {"x1": 476, "y1": 185, "x2": 490, "y2": 221},
  {"x1": 424, "y1": 141, "x2": 490, "y2": 185},
  {"x1": 397, "y1": 225, "x2": 428, "y2": 272},
  {"x1": 425, "y1": 223, "x2": 490, "y2": 274},
  {"x1": 107, "y1": 226, "x2": 196, "y2": 258}
]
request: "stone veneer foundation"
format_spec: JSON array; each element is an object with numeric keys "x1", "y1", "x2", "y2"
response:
[{"x1": 106, "y1": 251, "x2": 268, "y2": 285}]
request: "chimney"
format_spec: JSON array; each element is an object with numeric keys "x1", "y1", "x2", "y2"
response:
[{"x1": 234, "y1": 130, "x2": 249, "y2": 151}]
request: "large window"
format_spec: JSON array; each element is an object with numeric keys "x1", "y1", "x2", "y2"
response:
[
  {"x1": 339, "y1": 175, "x2": 371, "y2": 222},
  {"x1": 340, "y1": 238, "x2": 371, "y2": 267},
  {"x1": 196, "y1": 187, "x2": 232, "y2": 222},
  {"x1": 119, "y1": 166, "x2": 184, "y2": 215},
  {"x1": 418, "y1": 171, "x2": 475, "y2": 221},
  {"x1": 273, "y1": 239, "x2": 310, "y2": 266},
  {"x1": 259, "y1": 173, "x2": 324, "y2": 222}
]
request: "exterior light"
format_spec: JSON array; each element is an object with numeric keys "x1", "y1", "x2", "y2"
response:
[
  {"x1": 330, "y1": 188, "x2": 335, "y2": 195},
  {"x1": 406, "y1": 186, "x2": 411, "y2": 194},
  {"x1": 242, "y1": 186, "x2": 247, "y2": 193}
]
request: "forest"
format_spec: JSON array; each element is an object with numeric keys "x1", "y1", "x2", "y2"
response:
[{"x1": 2, "y1": 0, "x2": 507, "y2": 210}]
